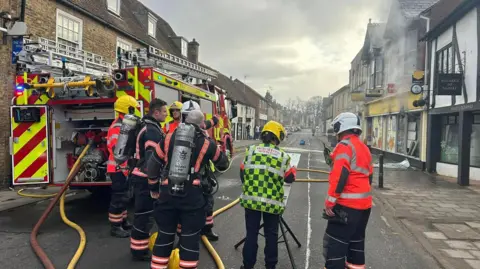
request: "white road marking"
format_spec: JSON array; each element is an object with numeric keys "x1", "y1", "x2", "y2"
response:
[
  {"x1": 381, "y1": 216, "x2": 391, "y2": 228},
  {"x1": 305, "y1": 152, "x2": 312, "y2": 269}
]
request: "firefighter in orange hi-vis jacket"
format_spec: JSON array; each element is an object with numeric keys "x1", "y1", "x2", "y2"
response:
[
  {"x1": 107, "y1": 95, "x2": 138, "y2": 238},
  {"x1": 323, "y1": 112, "x2": 373, "y2": 269},
  {"x1": 163, "y1": 101, "x2": 183, "y2": 134}
]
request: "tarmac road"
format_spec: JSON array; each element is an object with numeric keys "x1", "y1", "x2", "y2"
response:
[{"x1": 0, "y1": 131, "x2": 439, "y2": 269}]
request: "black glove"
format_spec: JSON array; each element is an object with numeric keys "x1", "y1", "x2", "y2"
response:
[{"x1": 322, "y1": 208, "x2": 348, "y2": 225}]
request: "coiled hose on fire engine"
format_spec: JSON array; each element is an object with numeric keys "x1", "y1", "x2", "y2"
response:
[
  {"x1": 30, "y1": 142, "x2": 92, "y2": 269},
  {"x1": 200, "y1": 168, "x2": 330, "y2": 269}
]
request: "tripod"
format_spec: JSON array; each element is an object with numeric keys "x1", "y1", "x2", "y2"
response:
[{"x1": 234, "y1": 216, "x2": 302, "y2": 269}]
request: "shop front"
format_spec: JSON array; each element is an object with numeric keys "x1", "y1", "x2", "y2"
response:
[
  {"x1": 364, "y1": 91, "x2": 427, "y2": 169},
  {"x1": 426, "y1": 103, "x2": 480, "y2": 184}
]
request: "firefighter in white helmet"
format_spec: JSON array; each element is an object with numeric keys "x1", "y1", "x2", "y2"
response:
[
  {"x1": 146, "y1": 100, "x2": 229, "y2": 269},
  {"x1": 322, "y1": 112, "x2": 373, "y2": 269}
]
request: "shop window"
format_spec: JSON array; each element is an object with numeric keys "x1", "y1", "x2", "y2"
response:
[
  {"x1": 386, "y1": 115, "x2": 397, "y2": 152},
  {"x1": 440, "y1": 115, "x2": 459, "y2": 164},
  {"x1": 471, "y1": 114, "x2": 480, "y2": 167},
  {"x1": 407, "y1": 114, "x2": 420, "y2": 157},
  {"x1": 396, "y1": 115, "x2": 406, "y2": 154}
]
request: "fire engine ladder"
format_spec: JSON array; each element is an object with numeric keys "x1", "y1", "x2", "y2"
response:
[
  {"x1": 119, "y1": 46, "x2": 217, "y2": 81},
  {"x1": 16, "y1": 37, "x2": 113, "y2": 77}
]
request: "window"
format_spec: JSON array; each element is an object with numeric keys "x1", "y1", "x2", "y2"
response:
[
  {"x1": 440, "y1": 114, "x2": 459, "y2": 164},
  {"x1": 471, "y1": 114, "x2": 480, "y2": 167},
  {"x1": 56, "y1": 10, "x2": 83, "y2": 49},
  {"x1": 117, "y1": 37, "x2": 131, "y2": 52},
  {"x1": 181, "y1": 39, "x2": 188, "y2": 57},
  {"x1": 107, "y1": 0, "x2": 120, "y2": 15},
  {"x1": 436, "y1": 44, "x2": 455, "y2": 74},
  {"x1": 375, "y1": 57, "x2": 383, "y2": 88},
  {"x1": 148, "y1": 14, "x2": 157, "y2": 38}
]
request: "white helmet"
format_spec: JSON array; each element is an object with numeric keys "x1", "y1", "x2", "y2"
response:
[
  {"x1": 331, "y1": 112, "x2": 362, "y2": 135},
  {"x1": 181, "y1": 100, "x2": 201, "y2": 114}
]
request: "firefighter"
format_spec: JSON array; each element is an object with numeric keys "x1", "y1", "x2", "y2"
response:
[
  {"x1": 239, "y1": 121, "x2": 297, "y2": 269},
  {"x1": 322, "y1": 112, "x2": 373, "y2": 269},
  {"x1": 163, "y1": 101, "x2": 183, "y2": 133},
  {"x1": 147, "y1": 101, "x2": 229, "y2": 269},
  {"x1": 129, "y1": 98, "x2": 168, "y2": 261},
  {"x1": 107, "y1": 95, "x2": 138, "y2": 238}
]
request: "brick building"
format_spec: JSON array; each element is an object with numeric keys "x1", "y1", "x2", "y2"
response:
[{"x1": 0, "y1": 0, "x2": 215, "y2": 187}]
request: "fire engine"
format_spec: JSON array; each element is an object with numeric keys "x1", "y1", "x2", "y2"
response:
[{"x1": 10, "y1": 37, "x2": 237, "y2": 191}]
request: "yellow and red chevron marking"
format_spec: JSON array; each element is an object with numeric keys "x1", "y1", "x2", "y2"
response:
[
  {"x1": 115, "y1": 68, "x2": 152, "y2": 117},
  {"x1": 15, "y1": 74, "x2": 51, "y2": 105},
  {"x1": 11, "y1": 107, "x2": 49, "y2": 184}
]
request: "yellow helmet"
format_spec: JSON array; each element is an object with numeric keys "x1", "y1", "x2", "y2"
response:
[
  {"x1": 261, "y1": 121, "x2": 286, "y2": 142},
  {"x1": 169, "y1": 101, "x2": 183, "y2": 111},
  {"x1": 114, "y1": 95, "x2": 137, "y2": 114}
]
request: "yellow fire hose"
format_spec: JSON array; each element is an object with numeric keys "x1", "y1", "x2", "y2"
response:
[
  {"x1": 296, "y1": 168, "x2": 330, "y2": 174},
  {"x1": 17, "y1": 188, "x2": 58, "y2": 198},
  {"x1": 61, "y1": 143, "x2": 91, "y2": 269}
]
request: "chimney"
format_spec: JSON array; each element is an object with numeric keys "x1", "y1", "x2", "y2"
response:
[
  {"x1": 230, "y1": 76, "x2": 232, "y2": 80},
  {"x1": 188, "y1": 38, "x2": 199, "y2": 64}
]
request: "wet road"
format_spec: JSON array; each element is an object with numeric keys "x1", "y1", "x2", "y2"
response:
[{"x1": 0, "y1": 131, "x2": 439, "y2": 269}]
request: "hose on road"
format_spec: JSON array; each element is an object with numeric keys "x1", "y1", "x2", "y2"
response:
[
  {"x1": 60, "y1": 191, "x2": 87, "y2": 269},
  {"x1": 17, "y1": 188, "x2": 58, "y2": 198},
  {"x1": 295, "y1": 179, "x2": 329, "y2": 183},
  {"x1": 296, "y1": 168, "x2": 330, "y2": 174},
  {"x1": 202, "y1": 198, "x2": 240, "y2": 269},
  {"x1": 30, "y1": 142, "x2": 91, "y2": 269}
]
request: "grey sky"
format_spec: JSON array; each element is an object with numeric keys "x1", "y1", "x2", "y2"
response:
[{"x1": 141, "y1": 0, "x2": 390, "y2": 104}]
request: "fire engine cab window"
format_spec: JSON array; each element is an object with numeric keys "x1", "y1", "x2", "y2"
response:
[
  {"x1": 200, "y1": 99, "x2": 213, "y2": 115},
  {"x1": 56, "y1": 10, "x2": 83, "y2": 49},
  {"x1": 440, "y1": 114, "x2": 459, "y2": 164}
]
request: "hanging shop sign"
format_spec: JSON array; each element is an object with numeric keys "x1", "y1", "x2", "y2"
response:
[
  {"x1": 437, "y1": 73, "x2": 463, "y2": 95},
  {"x1": 365, "y1": 87, "x2": 383, "y2": 98}
]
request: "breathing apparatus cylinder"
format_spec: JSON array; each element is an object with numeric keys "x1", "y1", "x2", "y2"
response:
[
  {"x1": 113, "y1": 113, "x2": 140, "y2": 164},
  {"x1": 168, "y1": 123, "x2": 196, "y2": 194}
]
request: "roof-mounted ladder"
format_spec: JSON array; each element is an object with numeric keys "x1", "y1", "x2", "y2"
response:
[
  {"x1": 119, "y1": 46, "x2": 217, "y2": 81},
  {"x1": 16, "y1": 37, "x2": 113, "y2": 77}
]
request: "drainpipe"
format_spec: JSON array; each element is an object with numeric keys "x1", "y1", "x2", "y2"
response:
[
  {"x1": 420, "y1": 15, "x2": 431, "y2": 110},
  {"x1": 20, "y1": 0, "x2": 26, "y2": 21}
]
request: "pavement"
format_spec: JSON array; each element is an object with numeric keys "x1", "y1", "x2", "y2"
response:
[
  {"x1": 374, "y1": 169, "x2": 480, "y2": 269},
  {"x1": 0, "y1": 131, "x2": 440, "y2": 269}
]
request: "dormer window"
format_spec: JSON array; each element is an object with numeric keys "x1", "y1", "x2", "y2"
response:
[
  {"x1": 181, "y1": 39, "x2": 188, "y2": 57},
  {"x1": 148, "y1": 13, "x2": 157, "y2": 38},
  {"x1": 107, "y1": 0, "x2": 120, "y2": 15}
]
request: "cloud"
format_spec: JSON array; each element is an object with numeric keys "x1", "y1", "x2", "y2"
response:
[{"x1": 140, "y1": 0, "x2": 390, "y2": 103}]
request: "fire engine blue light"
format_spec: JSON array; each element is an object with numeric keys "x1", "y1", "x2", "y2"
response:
[{"x1": 16, "y1": 85, "x2": 24, "y2": 91}]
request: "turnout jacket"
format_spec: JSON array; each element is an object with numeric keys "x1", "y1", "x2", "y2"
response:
[
  {"x1": 146, "y1": 123, "x2": 229, "y2": 209},
  {"x1": 132, "y1": 115, "x2": 165, "y2": 178},
  {"x1": 106, "y1": 115, "x2": 128, "y2": 176}
]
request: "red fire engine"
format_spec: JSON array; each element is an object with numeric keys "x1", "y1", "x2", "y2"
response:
[{"x1": 10, "y1": 37, "x2": 237, "y2": 191}]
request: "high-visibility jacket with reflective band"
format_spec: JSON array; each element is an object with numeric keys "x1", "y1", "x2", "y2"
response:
[
  {"x1": 132, "y1": 115, "x2": 165, "y2": 178},
  {"x1": 163, "y1": 120, "x2": 180, "y2": 134},
  {"x1": 107, "y1": 116, "x2": 128, "y2": 175},
  {"x1": 240, "y1": 143, "x2": 296, "y2": 215},
  {"x1": 326, "y1": 134, "x2": 373, "y2": 210}
]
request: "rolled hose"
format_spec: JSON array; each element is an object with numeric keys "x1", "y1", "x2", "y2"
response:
[{"x1": 30, "y1": 142, "x2": 92, "y2": 269}]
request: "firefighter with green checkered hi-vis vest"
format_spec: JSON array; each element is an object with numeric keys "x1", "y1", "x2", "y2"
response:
[{"x1": 239, "y1": 121, "x2": 297, "y2": 269}]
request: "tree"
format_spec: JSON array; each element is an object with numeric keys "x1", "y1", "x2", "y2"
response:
[{"x1": 265, "y1": 91, "x2": 273, "y2": 104}]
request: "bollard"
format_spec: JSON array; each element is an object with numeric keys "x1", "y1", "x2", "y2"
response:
[{"x1": 378, "y1": 154, "x2": 384, "y2": 188}]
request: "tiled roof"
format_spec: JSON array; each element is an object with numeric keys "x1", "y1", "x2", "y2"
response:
[
  {"x1": 211, "y1": 74, "x2": 251, "y2": 106},
  {"x1": 233, "y1": 79, "x2": 266, "y2": 107},
  {"x1": 398, "y1": 0, "x2": 441, "y2": 18}
]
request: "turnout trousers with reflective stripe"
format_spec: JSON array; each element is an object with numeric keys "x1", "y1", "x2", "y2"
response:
[
  {"x1": 205, "y1": 193, "x2": 214, "y2": 227},
  {"x1": 242, "y1": 208, "x2": 280, "y2": 269},
  {"x1": 323, "y1": 205, "x2": 371, "y2": 269},
  {"x1": 151, "y1": 201, "x2": 206, "y2": 269},
  {"x1": 130, "y1": 175, "x2": 155, "y2": 255},
  {"x1": 108, "y1": 172, "x2": 129, "y2": 225}
]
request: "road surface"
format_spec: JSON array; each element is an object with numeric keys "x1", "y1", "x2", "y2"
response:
[{"x1": 0, "y1": 131, "x2": 439, "y2": 269}]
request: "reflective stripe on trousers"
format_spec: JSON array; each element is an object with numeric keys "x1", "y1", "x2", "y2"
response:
[{"x1": 240, "y1": 194, "x2": 285, "y2": 207}]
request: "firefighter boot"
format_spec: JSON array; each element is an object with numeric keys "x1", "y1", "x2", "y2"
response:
[
  {"x1": 122, "y1": 219, "x2": 133, "y2": 230},
  {"x1": 202, "y1": 226, "x2": 219, "y2": 241},
  {"x1": 111, "y1": 225, "x2": 130, "y2": 238}
]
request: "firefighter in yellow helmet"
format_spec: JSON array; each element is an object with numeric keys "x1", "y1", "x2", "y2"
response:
[
  {"x1": 239, "y1": 121, "x2": 297, "y2": 269},
  {"x1": 107, "y1": 95, "x2": 138, "y2": 237},
  {"x1": 163, "y1": 101, "x2": 183, "y2": 134}
]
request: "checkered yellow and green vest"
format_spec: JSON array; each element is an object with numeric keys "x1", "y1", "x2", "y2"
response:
[{"x1": 240, "y1": 143, "x2": 291, "y2": 215}]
